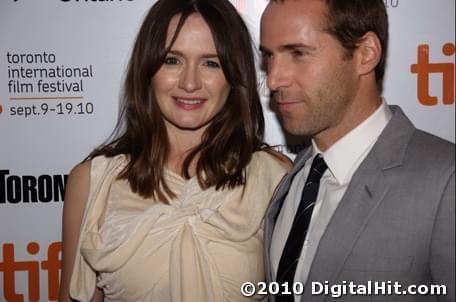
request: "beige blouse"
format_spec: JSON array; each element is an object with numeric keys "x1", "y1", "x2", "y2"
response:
[{"x1": 70, "y1": 151, "x2": 288, "y2": 301}]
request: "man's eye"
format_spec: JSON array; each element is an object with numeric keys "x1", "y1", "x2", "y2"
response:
[
  {"x1": 292, "y1": 50, "x2": 304, "y2": 57},
  {"x1": 205, "y1": 60, "x2": 221, "y2": 68},
  {"x1": 261, "y1": 54, "x2": 271, "y2": 72},
  {"x1": 261, "y1": 53, "x2": 272, "y2": 61},
  {"x1": 164, "y1": 56, "x2": 179, "y2": 65}
]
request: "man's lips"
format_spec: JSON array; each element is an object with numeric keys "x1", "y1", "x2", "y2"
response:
[
  {"x1": 276, "y1": 99, "x2": 302, "y2": 109},
  {"x1": 277, "y1": 100, "x2": 301, "y2": 105}
]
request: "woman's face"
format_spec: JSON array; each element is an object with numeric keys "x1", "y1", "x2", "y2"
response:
[{"x1": 152, "y1": 13, "x2": 230, "y2": 134}]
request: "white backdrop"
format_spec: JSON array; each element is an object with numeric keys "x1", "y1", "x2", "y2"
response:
[{"x1": 0, "y1": 0, "x2": 454, "y2": 301}]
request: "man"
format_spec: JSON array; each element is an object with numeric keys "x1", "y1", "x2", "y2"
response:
[{"x1": 260, "y1": 0, "x2": 455, "y2": 301}]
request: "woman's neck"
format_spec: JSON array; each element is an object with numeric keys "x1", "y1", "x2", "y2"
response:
[{"x1": 165, "y1": 124, "x2": 205, "y2": 176}]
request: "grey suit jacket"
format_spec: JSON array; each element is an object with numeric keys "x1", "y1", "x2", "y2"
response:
[{"x1": 264, "y1": 106, "x2": 455, "y2": 302}]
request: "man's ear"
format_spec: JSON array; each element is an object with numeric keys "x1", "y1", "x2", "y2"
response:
[{"x1": 354, "y1": 31, "x2": 382, "y2": 76}]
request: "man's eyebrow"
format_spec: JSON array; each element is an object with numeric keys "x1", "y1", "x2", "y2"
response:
[
  {"x1": 281, "y1": 43, "x2": 316, "y2": 52},
  {"x1": 259, "y1": 43, "x2": 317, "y2": 54}
]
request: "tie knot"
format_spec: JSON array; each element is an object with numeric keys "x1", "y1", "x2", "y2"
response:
[{"x1": 307, "y1": 154, "x2": 328, "y2": 182}]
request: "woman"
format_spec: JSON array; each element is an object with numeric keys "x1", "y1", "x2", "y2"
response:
[{"x1": 59, "y1": 0, "x2": 290, "y2": 301}]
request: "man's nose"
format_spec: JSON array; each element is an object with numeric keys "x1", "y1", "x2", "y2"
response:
[{"x1": 266, "y1": 56, "x2": 292, "y2": 92}]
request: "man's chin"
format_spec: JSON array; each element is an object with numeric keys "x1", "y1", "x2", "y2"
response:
[{"x1": 282, "y1": 122, "x2": 310, "y2": 136}]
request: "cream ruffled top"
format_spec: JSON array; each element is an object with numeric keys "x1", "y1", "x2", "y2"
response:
[{"x1": 70, "y1": 151, "x2": 288, "y2": 301}]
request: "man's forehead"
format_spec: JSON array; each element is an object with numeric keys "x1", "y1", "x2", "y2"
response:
[
  {"x1": 260, "y1": 0, "x2": 328, "y2": 48},
  {"x1": 264, "y1": 0, "x2": 327, "y2": 12},
  {"x1": 261, "y1": 0, "x2": 327, "y2": 30}
]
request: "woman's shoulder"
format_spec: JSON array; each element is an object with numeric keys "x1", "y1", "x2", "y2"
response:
[
  {"x1": 252, "y1": 149, "x2": 293, "y2": 172},
  {"x1": 90, "y1": 153, "x2": 126, "y2": 169},
  {"x1": 67, "y1": 154, "x2": 127, "y2": 193},
  {"x1": 90, "y1": 153, "x2": 128, "y2": 176},
  {"x1": 245, "y1": 149, "x2": 292, "y2": 187},
  {"x1": 65, "y1": 160, "x2": 92, "y2": 206},
  {"x1": 68, "y1": 160, "x2": 91, "y2": 181}
]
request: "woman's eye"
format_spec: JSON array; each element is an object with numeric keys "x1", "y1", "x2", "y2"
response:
[
  {"x1": 205, "y1": 60, "x2": 221, "y2": 68},
  {"x1": 164, "y1": 56, "x2": 179, "y2": 65}
]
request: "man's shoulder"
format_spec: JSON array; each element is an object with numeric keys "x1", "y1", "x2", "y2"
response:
[
  {"x1": 409, "y1": 128, "x2": 454, "y2": 161},
  {"x1": 399, "y1": 128, "x2": 455, "y2": 178},
  {"x1": 385, "y1": 105, "x2": 454, "y2": 170}
]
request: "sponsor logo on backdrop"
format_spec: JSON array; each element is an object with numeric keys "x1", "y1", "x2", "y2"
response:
[
  {"x1": 383, "y1": 0, "x2": 399, "y2": 8},
  {"x1": 411, "y1": 43, "x2": 455, "y2": 106},
  {"x1": 10, "y1": 0, "x2": 396, "y2": 8},
  {"x1": 13, "y1": 0, "x2": 135, "y2": 2},
  {"x1": 0, "y1": 170, "x2": 67, "y2": 204},
  {"x1": 4, "y1": 51, "x2": 95, "y2": 118},
  {"x1": 12, "y1": 0, "x2": 135, "y2": 2},
  {"x1": 13, "y1": 0, "x2": 135, "y2": 3},
  {"x1": 230, "y1": 0, "x2": 396, "y2": 14},
  {"x1": 60, "y1": 0, "x2": 134, "y2": 2},
  {"x1": 0, "y1": 242, "x2": 61, "y2": 302}
]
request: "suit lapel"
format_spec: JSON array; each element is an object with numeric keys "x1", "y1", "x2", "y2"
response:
[
  {"x1": 303, "y1": 106, "x2": 416, "y2": 301},
  {"x1": 303, "y1": 154, "x2": 391, "y2": 301},
  {"x1": 264, "y1": 148, "x2": 313, "y2": 286}
]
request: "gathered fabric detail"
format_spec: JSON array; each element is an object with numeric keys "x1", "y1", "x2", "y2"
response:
[{"x1": 70, "y1": 152, "x2": 288, "y2": 301}]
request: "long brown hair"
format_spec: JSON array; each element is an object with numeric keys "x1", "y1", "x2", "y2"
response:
[{"x1": 89, "y1": 0, "x2": 266, "y2": 203}]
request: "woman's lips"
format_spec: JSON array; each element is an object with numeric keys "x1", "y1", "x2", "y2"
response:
[{"x1": 173, "y1": 96, "x2": 207, "y2": 110}]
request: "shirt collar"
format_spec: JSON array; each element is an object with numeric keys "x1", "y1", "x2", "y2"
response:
[{"x1": 312, "y1": 100, "x2": 392, "y2": 185}]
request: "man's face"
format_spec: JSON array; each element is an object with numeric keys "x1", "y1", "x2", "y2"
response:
[{"x1": 260, "y1": 0, "x2": 358, "y2": 140}]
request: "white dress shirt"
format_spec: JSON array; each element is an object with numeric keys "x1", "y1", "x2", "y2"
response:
[{"x1": 270, "y1": 101, "x2": 392, "y2": 302}]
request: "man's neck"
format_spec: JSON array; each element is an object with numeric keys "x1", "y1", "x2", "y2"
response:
[{"x1": 314, "y1": 93, "x2": 383, "y2": 152}]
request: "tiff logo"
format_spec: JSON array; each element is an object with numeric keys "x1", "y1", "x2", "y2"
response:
[
  {"x1": 411, "y1": 43, "x2": 455, "y2": 106},
  {"x1": 0, "y1": 242, "x2": 61, "y2": 301}
]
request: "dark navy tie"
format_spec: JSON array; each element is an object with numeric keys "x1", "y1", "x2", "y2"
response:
[{"x1": 276, "y1": 155, "x2": 328, "y2": 301}]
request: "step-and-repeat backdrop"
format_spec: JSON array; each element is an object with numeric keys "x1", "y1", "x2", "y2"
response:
[{"x1": 0, "y1": 0, "x2": 454, "y2": 301}]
